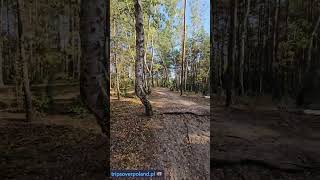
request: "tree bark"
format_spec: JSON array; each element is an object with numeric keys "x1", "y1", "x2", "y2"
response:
[
  {"x1": 240, "y1": 0, "x2": 250, "y2": 96},
  {"x1": 272, "y1": 0, "x2": 280, "y2": 99},
  {"x1": 150, "y1": 35, "x2": 155, "y2": 87},
  {"x1": 113, "y1": 19, "x2": 120, "y2": 100},
  {"x1": 180, "y1": 0, "x2": 187, "y2": 96},
  {"x1": 185, "y1": 59, "x2": 188, "y2": 91},
  {"x1": 225, "y1": 0, "x2": 238, "y2": 107},
  {"x1": 134, "y1": 0, "x2": 153, "y2": 116},
  {"x1": 17, "y1": 0, "x2": 33, "y2": 121},
  {"x1": 0, "y1": 0, "x2": 4, "y2": 86},
  {"x1": 115, "y1": 54, "x2": 120, "y2": 100},
  {"x1": 80, "y1": 0, "x2": 109, "y2": 134},
  {"x1": 0, "y1": 40, "x2": 3, "y2": 87}
]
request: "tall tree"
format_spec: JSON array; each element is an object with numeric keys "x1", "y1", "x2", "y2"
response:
[
  {"x1": 240, "y1": 0, "x2": 251, "y2": 95},
  {"x1": 134, "y1": 0, "x2": 153, "y2": 116},
  {"x1": 0, "y1": 0, "x2": 3, "y2": 86},
  {"x1": 272, "y1": 0, "x2": 280, "y2": 99},
  {"x1": 113, "y1": 19, "x2": 120, "y2": 100},
  {"x1": 180, "y1": 0, "x2": 187, "y2": 96},
  {"x1": 17, "y1": 0, "x2": 33, "y2": 121},
  {"x1": 80, "y1": 0, "x2": 109, "y2": 134},
  {"x1": 225, "y1": 0, "x2": 238, "y2": 107}
]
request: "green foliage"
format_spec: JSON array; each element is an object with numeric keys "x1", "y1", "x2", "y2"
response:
[
  {"x1": 68, "y1": 99, "x2": 90, "y2": 118},
  {"x1": 110, "y1": 0, "x2": 209, "y2": 92},
  {"x1": 33, "y1": 95, "x2": 52, "y2": 113}
]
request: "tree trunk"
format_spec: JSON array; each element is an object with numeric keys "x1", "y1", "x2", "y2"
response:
[
  {"x1": 0, "y1": 40, "x2": 3, "y2": 87},
  {"x1": 143, "y1": 15, "x2": 152, "y2": 93},
  {"x1": 150, "y1": 35, "x2": 154, "y2": 87},
  {"x1": 17, "y1": 0, "x2": 33, "y2": 121},
  {"x1": 0, "y1": 0, "x2": 4, "y2": 86},
  {"x1": 272, "y1": 0, "x2": 280, "y2": 99},
  {"x1": 225, "y1": 0, "x2": 238, "y2": 107},
  {"x1": 180, "y1": 0, "x2": 187, "y2": 96},
  {"x1": 6, "y1": 0, "x2": 9, "y2": 34},
  {"x1": 115, "y1": 55, "x2": 120, "y2": 100},
  {"x1": 112, "y1": 19, "x2": 120, "y2": 100},
  {"x1": 185, "y1": 59, "x2": 188, "y2": 91},
  {"x1": 240, "y1": 0, "x2": 250, "y2": 96},
  {"x1": 80, "y1": 0, "x2": 109, "y2": 134},
  {"x1": 0, "y1": 41, "x2": 3, "y2": 87},
  {"x1": 70, "y1": 3, "x2": 76, "y2": 78},
  {"x1": 134, "y1": 0, "x2": 153, "y2": 116}
]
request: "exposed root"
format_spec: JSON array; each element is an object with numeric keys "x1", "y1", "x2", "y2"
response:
[{"x1": 160, "y1": 111, "x2": 210, "y2": 117}]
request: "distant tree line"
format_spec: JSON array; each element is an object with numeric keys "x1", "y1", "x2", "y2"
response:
[{"x1": 211, "y1": 0, "x2": 320, "y2": 107}]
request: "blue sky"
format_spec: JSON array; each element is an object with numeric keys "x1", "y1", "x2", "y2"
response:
[{"x1": 186, "y1": 0, "x2": 210, "y2": 34}]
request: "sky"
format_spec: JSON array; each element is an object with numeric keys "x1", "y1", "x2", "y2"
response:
[
  {"x1": 186, "y1": 0, "x2": 210, "y2": 34},
  {"x1": 170, "y1": 0, "x2": 210, "y2": 78}
]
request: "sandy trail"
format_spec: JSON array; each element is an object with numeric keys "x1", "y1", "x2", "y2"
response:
[{"x1": 148, "y1": 88, "x2": 210, "y2": 179}]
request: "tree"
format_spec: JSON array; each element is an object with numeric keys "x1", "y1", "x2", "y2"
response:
[
  {"x1": 17, "y1": 0, "x2": 33, "y2": 121},
  {"x1": 112, "y1": 19, "x2": 120, "y2": 100},
  {"x1": 180, "y1": 0, "x2": 187, "y2": 96},
  {"x1": 270, "y1": 0, "x2": 282, "y2": 100},
  {"x1": 0, "y1": 0, "x2": 4, "y2": 87},
  {"x1": 80, "y1": 0, "x2": 109, "y2": 134},
  {"x1": 225, "y1": 0, "x2": 238, "y2": 107},
  {"x1": 134, "y1": 0, "x2": 153, "y2": 116},
  {"x1": 240, "y1": 0, "x2": 251, "y2": 96}
]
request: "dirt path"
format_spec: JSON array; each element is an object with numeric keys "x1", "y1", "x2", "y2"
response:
[
  {"x1": 210, "y1": 106, "x2": 320, "y2": 179},
  {"x1": 148, "y1": 88, "x2": 210, "y2": 179}
]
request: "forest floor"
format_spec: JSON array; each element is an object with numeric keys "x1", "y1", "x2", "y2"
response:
[
  {"x1": 210, "y1": 101, "x2": 320, "y2": 179},
  {"x1": 111, "y1": 88, "x2": 320, "y2": 180},
  {"x1": 0, "y1": 113, "x2": 108, "y2": 180},
  {"x1": 0, "y1": 84, "x2": 109, "y2": 180},
  {"x1": 110, "y1": 88, "x2": 210, "y2": 179},
  {"x1": 1, "y1": 85, "x2": 320, "y2": 179}
]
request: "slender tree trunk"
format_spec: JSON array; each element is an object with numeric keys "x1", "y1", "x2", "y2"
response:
[
  {"x1": 115, "y1": 55, "x2": 120, "y2": 100},
  {"x1": 0, "y1": 0, "x2": 4, "y2": 86},
  {"x1": 71, "y1": 3, "x2": 76, "y2": 78},
  {"x1": 211, "y1": 0, "x2": 217, "y2": 95},
  {"x1": 185, "y1": 59, "x2": 188, "y2": 91},
  {"x1": 112, "y1": 19, "x2": 120, "y2": 100},
  {"x1": 6, "y1": 0, "x2": 8, "y2": 34},
  {"x1": 17, "y1": 0, "x2": 33, "y2": 121},
  {"x1": 272, "y1": 0, "x2": 280, "y2": 99},
  {"x1": 0, "y1": 40, "x2": 3, "y2": 87},
  {"x1": 225, "y1": 0, "x2": 237, "y2": 107},
  {"x1": 29, "y1": 0, "x2": 34, "y2": 82},
  {"x1": 80, "y1": 0, "x2": 109, "y2": 134},
  {"x1": 77, "y1": 8, "x2": 81, "y2": 80},
  {"x1": 150, "y1": 35, "x2": 154, "y2": 87},
  {"x1": 134, "y1": 0, "x2": 153, "y2": 116},
  {"x1": 180, "y1": 0, "x2": 187, "y2": 96},
  {"x1": 240, "y1": 0, "x2": 250, "y2": 96},
  {"x1": 143, "y1": 15, "x2": 152, "y2": 93}
]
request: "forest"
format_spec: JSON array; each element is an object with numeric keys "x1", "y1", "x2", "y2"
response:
[
  {"x1": 0, "y1": 0, "x2": 319, "y2": 179},
  {"x1": 211, "y1": 0, "x2": 320, "y2": 108},
  {"x1": 210, "y1": 0, "x2": 320, "y2": 179},
  {"x1": 110, "y1": 0, "x2": 210, "y2": 99}
]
